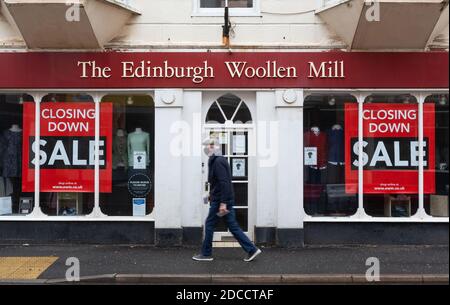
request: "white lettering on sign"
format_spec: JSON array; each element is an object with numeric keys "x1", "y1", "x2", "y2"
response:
[
  {"x1": 121, "y1": 60, "x2": 214, "y2": 84},
  {"x1": 77, "y1": 60, "x2": 347, "y2": 81},
  {"x1": 224, "y1": 61, "x2": 297, "y2": 79},
  {"x1": 308, "y1": 61, "x2": 345, "y2": 78}
]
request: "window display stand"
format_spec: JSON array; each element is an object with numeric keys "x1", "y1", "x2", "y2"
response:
[
  {"x1": 57, "y1": 193, "x2": 82, "y2": 216},
  {"x1": 384, "y1": 195, "x2": 411, "y2": 217}
]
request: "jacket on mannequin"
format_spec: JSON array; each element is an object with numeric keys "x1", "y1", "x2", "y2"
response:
[
  {"x1": 128, "y1": 128, "x2": 150, "y2": 167},
  {"x1": 2, "y1": 126, "x2": 22, "y2": 178},
  {"x1": 113, "y1": 129, "x2": 128, "y2": 169},
  {"x1": 304, "y1": 127, "x2": 327, "y2": 169},
  {"x1": 327, "y1": 125, "x2": 344, "y2": 165}
]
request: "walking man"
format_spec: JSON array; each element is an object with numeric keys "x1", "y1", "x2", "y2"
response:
[{"x1": 193, "y1": 138, "x2": 262, "y2": 262}]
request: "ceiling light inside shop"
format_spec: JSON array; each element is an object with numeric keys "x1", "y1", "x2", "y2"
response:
[
  {"x1": 127, "y1": 96, "x2": 134, "y2": 105},
  {"x1": 328, "y1": 96, "x2": 336, "y2": 106},
  {"x1": 439, "y1": 95, "x2": 448, "y2": 105}
]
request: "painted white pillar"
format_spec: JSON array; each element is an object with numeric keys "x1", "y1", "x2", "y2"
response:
[
  {"x1": 181, "y1": 91, "x2": 203, "y2": 228},
  {"x1": 154, "y1": 89, "x2": 183, "y2": 229},
  {"x1": 352, "y1": 93, "x2": 370, "y2": 218},
  {"x1": 28, "y1": 93, "x2": 46, "y2": 218},
  {"x1": 415, "y1": 93, "x2": 429, "y2": 219},
  {"x1": 275, "y1": 90, "x2": 304, "y2": 229},
  {"x1": 88, "y1": 94, "x2": 106, "y2": 218},
  {"x1": 255, "y1": 91, "x2": 278, "y2": 229}
]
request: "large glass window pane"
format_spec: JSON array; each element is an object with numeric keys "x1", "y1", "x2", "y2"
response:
[
  {"x1": 303, "y1": 94, "x2": 358, "y2": 217},
  {"x1": 362, "y1": 94, "x2": 419, "y2": 217},
  {"x1": 99, "y1": 95, "x2": 155, "y2": 216},
  {"x1": 39, "y1": 94, "x2": 94, "y2": 216},
  {"x1": 424, "y1": 94, "x2": 449, "y2": 217},
  {"x1": 200, "y1": 0, "x2": 253, "y2": 8},
  {"x1": 0, "y1": 94, "x2": 35, "y2": 216}
]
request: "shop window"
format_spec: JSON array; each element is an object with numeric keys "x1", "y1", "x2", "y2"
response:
[
  {"x1": 35, "y1": 94, "x2": 94, "y2": 216},
  {"x1": 99, "y1": 95, "x2": 155, "y2": 216},
  {"x1": 303, "y1": 94, "x2": 358, "y2": 217},
  {"x1": 424, "y1": 94, "x2": 449, "y2": 217},
  {"x1": 194, "y1": 0, "x2": 259, "y2": 16},
  {"x1": 0, "y1": 94, "x2": 35, "y2": 216},
  {"x1": 205, "y1": 93, "x2": 252, "y2": 125},
  {"x1": 200, "y1": 0, "x2": 254, "y2": 8},
  {"x1": 362, "y1": 94, "x2": 419, "y2": 217}
]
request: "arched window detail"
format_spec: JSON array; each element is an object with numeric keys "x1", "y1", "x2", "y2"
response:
[{"x1": 205, "y1": 94, "x2": 252, "y2": 124}]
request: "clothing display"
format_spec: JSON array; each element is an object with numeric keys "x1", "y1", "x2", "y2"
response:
[
  {"x1": 0, "y1": 177, "x2": 13, "y2": 197},
  {"x1": 128, "y1": 128, "x2": 151, "y2": 167},
  {"x1": 1, "y1": 129, "x2": 22, "y2": 178},
  {"x1": 304, "y1": 127, "x2": 328, "y2": 169},
  {"x1": 327, "y1": 125, "x2": 344, "y2": 165},
  {"x1": 113, "y1": 131, "x2": 128, "y2": 169}
]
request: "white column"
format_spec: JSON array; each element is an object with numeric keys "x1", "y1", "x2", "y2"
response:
[
  {"x1": 352, "y1": 93, "x2": 370, "y2": 218},
  {"x1": 154, "y1": 89, "x2": 183, "y2": 229},
  {"x1": 255, "y1": 91, "x2": 278, "y2": 228},
  {"x1": 28, "y1": 93, "x2": 46, "y2": 217},
  {"x1": 88, "y1": 94, "x2": 106, "y2": 218},
  {"x1": 415, "y1": 93, "x2": 429, "y2": 219},
  {"x1": 275, "y1": 90, "x2": 303, "y2": 229},
  {"x1": 181, "y1": 91, "x2": 203, "y2": 228}
]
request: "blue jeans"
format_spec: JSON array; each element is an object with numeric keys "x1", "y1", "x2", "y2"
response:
[{"x1": 201, "y1": 201, "x2": 257, "y2": 257}]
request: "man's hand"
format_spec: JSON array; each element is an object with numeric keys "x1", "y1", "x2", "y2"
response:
[
  {"x1": 219, "y1": 203, "x2": 228, "y2": 214},
  {"x1": 217, "y1": 203, "x2": 230, "y2": 217}
]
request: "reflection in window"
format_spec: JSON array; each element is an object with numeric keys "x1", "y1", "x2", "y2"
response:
[
  {"x1": 425, "y1": 94, "x2": 449, "y2": 217},
  {"x1": 39, "y1": 94, "x2": 94, "y2": 216},
  {"x1": 200, "y1": 0, "x2": 253, "y2": 8},
  {"x1": 0, "y1": 94, "x2": 35, "y2": 216},
  {"x1": 303, "y1": 94, "x2": 358, "y2": 217},
  {"x1": 99, "y1": 95, "x2": 155, "y2": 216},
  {"x1": 363, "y1": 94, "x2": 419, "y2": 217}
]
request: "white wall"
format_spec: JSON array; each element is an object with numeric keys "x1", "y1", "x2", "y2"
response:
[
  {"x1": 255, "y1": 91, "x2": 278, "y2": 228},
  {"x1": 154, "y1": 89, "x2": 183, "y2": 229},
  {"x1": 181, "y1": 91, "x2": 203, "y2": 228},
  {"x1": 275, "y1": 91, "x2": 304, "y2": 229}
]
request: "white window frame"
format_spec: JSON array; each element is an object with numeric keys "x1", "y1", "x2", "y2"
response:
[
  {"x1": 0, "y1": 90, "x2": 155, "y2": 221},
  {"x1": 192, "y1": 0, "x2": 261, "y2": 17},
  {"x1": 302, "y1": 89, "x2": 450, "y2": 224}
]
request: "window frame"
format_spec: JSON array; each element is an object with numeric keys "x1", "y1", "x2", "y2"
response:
[
  {"x1": 192, "y1": 0, "x2": 261, "y2": 17},
  {"x1": 302, "y1": 89, "x2": 450, "y2": 223}
]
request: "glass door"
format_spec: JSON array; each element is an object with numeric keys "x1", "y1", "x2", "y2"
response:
[{"x1": 203, "y1": 128, "x2": 252, "y2": 242}]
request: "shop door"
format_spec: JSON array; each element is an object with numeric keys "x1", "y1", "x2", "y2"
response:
[{"x1": 203, "y1": 94, "x2": 254, "y2": 242}]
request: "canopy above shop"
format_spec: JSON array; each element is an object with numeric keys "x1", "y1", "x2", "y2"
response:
[
  {"x1": 316, "y1": 0, "x2": 449, "y2": 50},
  {"x1": 1, "y1": 0, "x2": 140, "y2": 49}
]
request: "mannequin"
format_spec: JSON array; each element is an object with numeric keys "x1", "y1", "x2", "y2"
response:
[
  {"x1": 113, "y1": 128, "x2": 128, "y2": 169},
  {"x1": 128, "y1": 127, "x2": 150, "y2": 168},
  {"x1": 304, "y1": 126, "x2": 327, "y2": 173},
  {"x1": 2, "y1": 124, "x2": 23, "y2": 212},
  {"x1": 9, "y1": 124, "x2": 22, "y2": 132},
  {"x1": 304, "y1": 126, "x2": 327, "y2": 215},
  {"x1": 326, "y1": 124, "x2": 345, "y2": 213}
]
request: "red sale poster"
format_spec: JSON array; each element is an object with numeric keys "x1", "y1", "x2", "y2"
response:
[
  {"x1": 22, "y1": 102, "x2": 113, "y2": 193},
  {"x1": 345, "y1": 103, "x2": 435, "y2": 194}
]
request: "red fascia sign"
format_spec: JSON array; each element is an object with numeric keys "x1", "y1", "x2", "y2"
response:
[
  {"x1": 345, "y1": 103, "x2": 435, "y2": 194},
  {"x1": 22, "y1": 103, "x2": 113, "y2": 193},
  {"x1": 0, "y1": 52, "x2": 448, "y2": 89}
]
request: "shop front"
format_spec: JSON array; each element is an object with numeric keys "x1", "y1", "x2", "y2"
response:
[{"x1": 0, "y1": 51, "x2": 448, "y2": 246}]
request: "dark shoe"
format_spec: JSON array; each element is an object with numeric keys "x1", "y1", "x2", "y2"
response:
[
  {"x1": 244, "y1": 248, "x2": 262, "y2": 262},
  {"x1": 192, "y1": 254, "x2": 214, "y2": 262}
]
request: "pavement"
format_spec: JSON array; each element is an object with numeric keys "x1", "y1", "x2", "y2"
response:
[{"x1": 0, "y1": 244, "x2": 448, "y2": 284}]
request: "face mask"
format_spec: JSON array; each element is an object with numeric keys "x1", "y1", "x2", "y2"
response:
[{"x1": 203, "y1": 146, "x2": 210, "y2": 156}]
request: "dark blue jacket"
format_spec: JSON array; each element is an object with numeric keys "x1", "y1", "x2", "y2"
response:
[{"x1": 208, "y1": 155, "x2": 234, "y2": 205}]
